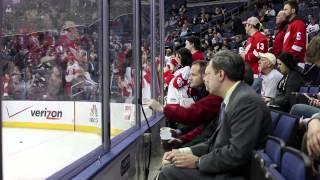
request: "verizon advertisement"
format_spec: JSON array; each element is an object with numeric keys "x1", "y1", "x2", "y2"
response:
[{"x1": 2, "y1": 101, "x2": 74, "y2": 124}]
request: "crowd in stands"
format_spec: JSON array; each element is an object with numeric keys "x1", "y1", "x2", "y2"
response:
[
  {"x1": 0, "y1": 0, "x2": 101, "y2": 101},
  {"x1": 3, "y1": 0, "x2": 320, "y2": 178},
  {"x1": 0, "y1": 22, "x2": 101, "y2": 101},
  {"x1": 148, "y1": 0, "x2": 320, "y2": 179},
  {"x1": 0, "y1": 0, "x2": 154, "y2": 102}
]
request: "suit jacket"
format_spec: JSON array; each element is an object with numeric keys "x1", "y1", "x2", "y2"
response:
[{"x1": 190, "y1": 82, "x2": 272, "y2": 178}]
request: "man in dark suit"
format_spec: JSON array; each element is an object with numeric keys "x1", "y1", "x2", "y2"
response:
[{"x1": 158, "y1": 50, "x2": 272, "y2": 180}]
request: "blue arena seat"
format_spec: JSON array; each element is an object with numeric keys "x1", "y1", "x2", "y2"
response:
[
  {"x1": 272, "y1": 114, "x2": 298, "y2": 146},
  {"x1": 257, "y1": 136, "x2": 285, "y2": 167},
  {"x1": 265, "y1": 166, "x2": 286, "y2": 180},
  {"x1": 264, "y1": 147, "x2": 312, "y2": 180},
  {"x1": 250, "y1": 136, "x2": 285, "y2": 180},
  {"x1": 308, "y1": 86, "x2": 319, "y2": 95},
  {"x1": 299, "y1": 86, "x2": 309, "y2": 93},
  {"x1": 280, "y1": 147, "x2": 312, "y2": 180},
  {"x1": 270, "y1": 110, "x2": 281, "y2": 130}
]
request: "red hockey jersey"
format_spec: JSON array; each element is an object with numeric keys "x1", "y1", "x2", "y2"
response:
[
  {"x1": 244, "y1": 31, "x2": 268, "y2": 74},
  {"x1": 272, "y1": 24, "x2": 286, "y2": 57},
  {"x1": 282, "y1": 18, "x2": 306, "y2": 62}
]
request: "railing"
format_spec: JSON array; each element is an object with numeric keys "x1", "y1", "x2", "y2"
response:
[{"x1": 71, "y1": 79, "x2": 99, "y2": 98}]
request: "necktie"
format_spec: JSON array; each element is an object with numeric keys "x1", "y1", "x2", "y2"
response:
[{"x1": 218, "y1": 102, "x2": 226, "y2": 124}]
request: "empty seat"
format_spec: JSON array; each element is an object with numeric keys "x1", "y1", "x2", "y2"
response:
[
  {"x1": 264, "y1": 147, "x2": 313, "y2": 180},
  {"x1": 272, "y1": 114, "x2": 298, "y2": 146},
  {"x1": 299, "y1": 86, "x2": 309, "y2": 93},
  {"x1": 270, "y1": 110, "x2": 281, "y2": 130},
  {"x1": 265, "y1": 166, "x2": 286, "y2": 180},
  {"x1": 308, "y1": 86, "x2": 319, "y2": 95},
  {"x1": 250, "y1": 136, "x2": 285, "y2": 180},
  {"x1": 281, "y1": 147, "x2": 312, "y2": 180},
  {"x1": 256, "y1": 136, "x2": 285, "y2": 167}
]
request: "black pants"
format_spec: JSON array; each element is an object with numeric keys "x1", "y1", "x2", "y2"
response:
[{"x1": 158, "y1": 165, "x2": 246, "y2": 180}]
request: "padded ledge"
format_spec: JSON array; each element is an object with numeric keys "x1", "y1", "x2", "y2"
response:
[{"x1": 71, "y1": 113, "x2": 165, "y2": 180}]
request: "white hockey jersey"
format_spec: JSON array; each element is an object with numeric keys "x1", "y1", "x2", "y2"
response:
[{"x1": 166, "y1": 66, "x2": 190, "y2": 104}]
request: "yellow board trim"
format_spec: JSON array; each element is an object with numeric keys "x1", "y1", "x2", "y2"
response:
[
  {"x1": 3, "y1": 121, "x2": 74, "y2": 131},
  {"x1": 74, "y1": 125, "x2": 123, "y2": 136},
  {"x1": 75, "y1": 125, "x2": 101, "y2": 134},
  {"x1": 3, "y1": 121, "x2": 123, "y2": 136}
]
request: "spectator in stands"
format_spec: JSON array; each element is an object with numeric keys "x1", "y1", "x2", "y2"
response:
[
  {"x1": 288, "y1": 36, "x2": 320, "y2": 179},
  {"x1": 266, "y1": 3, "x2": 276, "y2": 17},
  {"x1": 199, "y1": 14, "x2": 208, "y2": 24},
  {"x1": 147, "y1": 61, "x2": 222, "y2": 147},
  {"x1": 241, "y1": 16, "x2": 268, "y2": 75},
  {"x1": 221, "y1": 38, "x2": 231, "y2": 50},
  {"x1": 200, "y1": 38, "x2": 209, "y2": 51},
  {"x1": 198, "y1": 7, "x2": 206, "y2": 18},
  {"x1": 205, "y1": 47, "x2": 214, "y2": 61},
  {"x1": 185, "y1": 36, "x2": 205, "y2": 61},
  {"x1": 168, "y1": 62, "x2": 256, "y2": 149},
  {"x1": 231, "y1": 34, "x2": 243, "y2": 52},
  {"x1": 297, "y1": 0, "x2": 306, "y2": 10},
  {"x1": 258, "y1": 52, "x2": 283, "y2": 100},
  {"x1": 272, "y1": 10, "x2": 288, "y2": 57},
  {"x1": 282, "y1": 0, "x2": 307, "y2": 62},
  {"x1": 230, "y1": 15, "x2": 245, "y2": 35},
  {"x1": 206, "y1": 27, "x2": 214, "y2": 38},
  {"x1": 306, "y1": 114, "x2": 320, "y2": 156},
  {"x1": 170, "y1": 4, "x2": 179, "y2": 16},
  {"x1": 165, "y1": 48, "x2": 173, "y2": 64},
  {"x1": 269, "y1": 52, "x2": 304, "y2": 112},
  {"x1": 158, "y1": 50, "x2": 271, "y2": 180},
  {"x1": 204, "y1": 13, "x2": 211, "y2": 23},
  {"x1": 179, "y1": 4, "x2": 187, "y2": 15},
  {"x1": 5, "y1": 4, "x2": 12, "y2": 14},
  {"x1": 241, "y1": 16, "x2": 268, "y2": 92},
  {"x1": 212, "y1": 7, "x2": 223, "y2": 17},
  {"x1": 192, "y1": 15, "x2": 198, "y2": 25},
  {"x1": 211, "y1": 32, "x2": 223, "y2": 45},
  {"x1": 309, "y1": 0, "x2": 319, "y2": 8},
  {"x1": 258, "y1": 4, "x2": 268, "y2": 22},
  {"x1": 47, "y1": 66, "x2": 62, "y2": 100},
  {"x1": 180, "y1": 23, "x2": 189, "y2": 37},
  {"x1": 163, "y1": 48, "x2": 193, "y2": 105},
  {"x1": 307, "y1": 15, "x2": 319, "y2": 39},
  {"x1": 168, "y1": 16, "x2": 177, "y2": 27},
  {"x1": 7, "y1": 63, "x2": 25, "y2": 99},
  {"x1": 306, "y1": 35, "x2": 320, "y2": 68},
  {"x1": 290, "y1": 36, "x2": 320, "y2": 118}
]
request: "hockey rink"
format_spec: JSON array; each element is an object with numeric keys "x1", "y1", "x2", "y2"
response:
[{"x1": 3, "y1": 128, "x2": 101, "y2": 180}]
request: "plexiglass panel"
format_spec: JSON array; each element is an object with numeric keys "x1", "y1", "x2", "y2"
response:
[
  {"x1": 1, "y1": 0, "x2": 102, "y2": 179},
  {"x1": 141, "y1": 0, "x2": 151, "y2": 101},
  {"x1": 109, "y1": 0, "x2": 136, "y2": 138},
  {"x1": 154, "y1": 0, "x2": 162, "y2": 101},
  {"x1": 140, "y1": 0, "x2": 153, "y2": 119}
]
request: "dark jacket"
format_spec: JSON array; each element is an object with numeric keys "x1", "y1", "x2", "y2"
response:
[
  {"x1": 271, "y1": 70, "x2": 304, "y2": 112},
  {"x1": 181, "y1": 118, "x2": 219, "y2": 147},
  {"x1": 190, "y1": 82, "x2": 272, "y2": 179}
]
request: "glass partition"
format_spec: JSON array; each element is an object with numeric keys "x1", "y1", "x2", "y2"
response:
[
  {"x1": 154, "y1": 0, "x2": 162, "y2": 102},
  {"x1": 140, "y1": 0, "x2": 153, "y2": 119},
  {"x1": 109, "y1": 0, "x2": 136, "y2": 138},
  {"x1": 0, "y1": 0, "x2": 165, "y2": 178},
  {"x1": 1, "y1": 0, "x2": 102, "y2": 179}
]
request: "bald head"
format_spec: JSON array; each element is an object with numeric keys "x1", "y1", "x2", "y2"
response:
[{"x1": 276, "y1": 10, "x2": 286, "y2": 24}]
